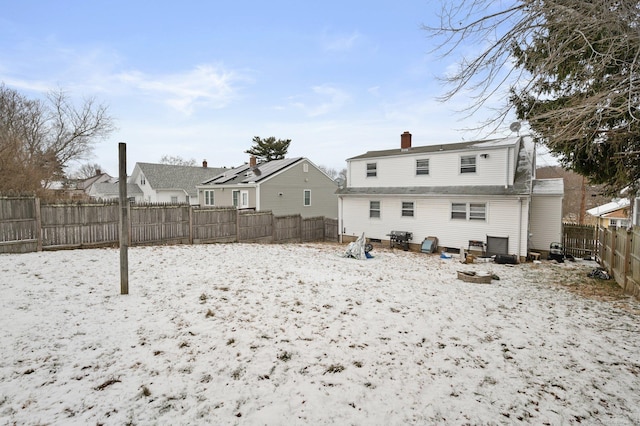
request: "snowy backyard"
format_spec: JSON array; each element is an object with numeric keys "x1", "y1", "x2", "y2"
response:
[{"x1": 1, "y1": 242, "x2": 639, "y2": 425}]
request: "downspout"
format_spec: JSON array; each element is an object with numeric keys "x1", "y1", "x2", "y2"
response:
[
  {"x1": 505, "y1": 147, "x2": 511, "y2": 188},
  {"x1": 338, "y1": 195, "x2": 343, "y2": 243},
  {"x1": 517, "y1": 196, "x2": 523, "y2": 258},
  {"x1": 255, "y1": 184, "x2": 260, "y2": 211}
]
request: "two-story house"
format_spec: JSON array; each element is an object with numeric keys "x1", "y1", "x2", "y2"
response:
[
  {"x1": 197, "y1": 156, "x2": 338, "y2": 218},
  {"x1": 337, "y1": 132, "x2": 564, "y2": 259},
  {"x1": 129, "y1": 161, "x2": 227, "y2": 205}
]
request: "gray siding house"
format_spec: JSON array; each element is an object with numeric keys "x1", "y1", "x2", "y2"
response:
[
  {"x1": 129, "y1": 161, "x2": 227, "y2": 205},
  {"x1": 197, "y1": 157, "x2": 338, "y2": 218}
]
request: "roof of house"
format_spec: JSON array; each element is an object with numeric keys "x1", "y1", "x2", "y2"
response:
[
  {"x1": 92, "y1": 182, "x2": 143, "y2": 197},
  {"x1": 586, "y1": 198, "x2": 630, "y2": 217},
  {"x1": 135, "y1": 163, "x2": 228, "y2": 196},
  {"x1": 347, "y1": 136, "x2": 521, "y2": 161},
  {"x1": 77, "y1": 173, "x2": 114, "y2": 190},
  {"x1": 202, "y1": 157, "x2": 303, "y2": 185},
  {"x1": 532, "y1": 178, "x2": 564, "y2": 195},
  {"x1": 338, "y1": 136, "x2": 536, "y2": 197}
]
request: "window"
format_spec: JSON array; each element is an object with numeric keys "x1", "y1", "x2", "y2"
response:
[
  {"x1": 451, "y1": 203, "x2": 467, "y2": 220},
  {"x1": 460, "y1": 155, "x2": 476, "y2": 173},
  {"x1": 204, "y1": 190, "x2": 215, "y2": 206},
  {"x1": 303, "y1": 163, "x2": 309, "y2": 173},
  {"x1": 369, "y1": 201, "x2": 381, "y2": 218},
  {"x1": 366, "y1": 162, "x2": 377, "y2": 177},
  {"x1": 232, "y1": 190, "x2": 240, "y2": 207},
  {"x1": 469, "y1": 203, "x2": 486, "y2": 221},
  {"x1": 240, "y1": 191, "x2": 249, "y2": 208},
  {"x1": 452, "y1": 203, "x2": 487, "y2": 221},
  {"x1": 140, "y1": 175, "x2": 146, "y2": 185},
  {"x1": 171, "y1": 196, "x2": 178, "y2": 204},
  {"x1": 416, "y1": 159, "x2": 429, "y2": 175},
  {"x1": 401, "y1": 201, "x2": 414, "y2": 217},
  {"x1": 303, "y1": 190, "x2": 311, "y2": 206}
]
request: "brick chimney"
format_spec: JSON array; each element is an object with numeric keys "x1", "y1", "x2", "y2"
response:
[
  {"x1": 250, "y1": 155, "x2": 257, "y2": 167},
  {"x1": 401, "y1": 131, "x2": 412, "y2": 150},
  {"x1": 202, "y1": 159, "x2": 208, "y2": 168}
]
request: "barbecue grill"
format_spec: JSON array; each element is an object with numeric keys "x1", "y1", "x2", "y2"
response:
[{"x1": 388, "y1": 230, "x2": 413, "y2": 251}]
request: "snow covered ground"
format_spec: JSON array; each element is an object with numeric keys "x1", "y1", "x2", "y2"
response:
[{"x1": 1, "y1": 243, "x2": 639, "y2": 425}]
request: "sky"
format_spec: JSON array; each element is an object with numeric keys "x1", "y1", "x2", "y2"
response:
[{"x1": 0, "y1": 0, "x2": 534, "y2": 176}]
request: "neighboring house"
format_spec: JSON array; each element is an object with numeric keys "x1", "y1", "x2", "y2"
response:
[
  {"x1": 77, "y1": 171, "x2": 114, "y2": 194},
  {"x1": 89, "y1": 182, "x2": 144, "y2": 203},
  {"x1": 46, "y1": 171, "x2": 114, "y2": 200},
  {"x1": 197, "y1": 157, "x2": 338, "y2": 218},
  {"x1": 586, "y1": 199, "x2": 632, "y2": 229},
  {"x1": 129, "y1": 161, "x2": 227, "y2": 205},
  {"x1": 337, "y1": 131, "x2": 564, "y2": 258}
]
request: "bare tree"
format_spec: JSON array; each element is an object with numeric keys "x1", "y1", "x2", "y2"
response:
[
  {"x1": 425, "y1": 0, "x2": 640, "y2": 196},
  {"x1": 318, "y1": 165, "x2": 338, "y2": 179},
  {"x1": 159, "y1": 155, "x2": 197, "y2": 166},
  {"x1": 73, "y1": 163, "x2": 107, "y2": 179},
  {"x1": 0, "y1": 84, "x2": 115, "y2": 195}
]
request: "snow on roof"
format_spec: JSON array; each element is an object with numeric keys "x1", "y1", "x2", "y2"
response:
[{"x1": 586, "y1": 198, "x2": 630, "y2": 217}]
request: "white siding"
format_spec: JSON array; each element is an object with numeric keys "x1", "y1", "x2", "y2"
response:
[
  {"x1": 341, "y1": 195, "x2": 529, "y2": 256},
  {"x1": 530, "y1": 195, "x2": 563, "y2": 251},
  {"x1": 348, "y1": 147, "x2": 515, "y2": 188}
]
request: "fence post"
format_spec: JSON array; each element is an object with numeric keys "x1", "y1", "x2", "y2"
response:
[
  {"x1": 624, "y1": 230, "x2": 632, "y2": 292},
  {"x1": 189, "y1": 206, "x2": 194, "y2": 245},
  {"x1": 608, "y1": 229, "x2": 616, "y2": 277},
  {"x1": 236, "y1": 208, "x2": 240, "y2": 243},
  {"x1": 34, "y1": 197, "x2": 42, "y2": 252}
]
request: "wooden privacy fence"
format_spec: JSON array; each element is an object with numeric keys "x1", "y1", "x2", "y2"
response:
[
  {"x1": 0, "y1": 197, "x2": 338, "y2": 253},
  {"x1": 0, "y1": 197, "x2": 40, "y2": 253},
  {"x1": 562, "y1": 224, "x2": 597, "y2": 258},
  {"x1": 598, "y1": 226, "x2": 640, "y2": 299}
]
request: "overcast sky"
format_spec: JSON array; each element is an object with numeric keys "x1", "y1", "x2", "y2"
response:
[{"x1": 1, "y1": 0, "x2": 538, "y2": 175}]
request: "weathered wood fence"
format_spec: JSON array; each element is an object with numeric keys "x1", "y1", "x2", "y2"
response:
[
  {"x1": 0, "y1": 197, "x2": 338, "y2": 253},
  {"x1": 562, "y1": 224, "x2": 598, "y2": 258},
  {"x1": 597, "y1": 226, "x2": 640, "y2": 299}
]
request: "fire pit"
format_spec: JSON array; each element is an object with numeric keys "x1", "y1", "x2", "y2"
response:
[{"x1": 387, "y1": 231, "x2": 413, "y2": 251}]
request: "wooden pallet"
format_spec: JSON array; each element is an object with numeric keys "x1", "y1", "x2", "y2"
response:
[{"x1": 457, "y1": 270, "x2": 492, "y2": 284}]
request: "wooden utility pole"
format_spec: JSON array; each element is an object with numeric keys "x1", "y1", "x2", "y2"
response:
[
  {"x1": 118, "y1": 143, "x2": 129, "y2": 295},
  {"x1": 579, "y1": 176, "x2": 586, "y2": 225}
]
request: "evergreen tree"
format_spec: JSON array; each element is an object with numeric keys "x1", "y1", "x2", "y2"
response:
[{"x1": 245, "y1": 136, "x2": 291, "y2": 163}]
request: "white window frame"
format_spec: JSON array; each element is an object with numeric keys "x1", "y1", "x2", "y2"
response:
[
  {"x1": 451, "y1": 202, "x2": 487, "y2": 221},
  {"x1": 369, "y1": 201, "x2": 381, "y2": 218},
  {"x1": 303, "y1": 189, "x2": 311, "y2": 206},
  {"x1": 469, "y1": 203, "x2": 487, "y2": 221},
  {"x1": 140, "y1": 175, "x2": 146, "y2": 185},
  {"x1": 366, "y1": 162, "x2": 377, "y2": 178},
  {"x1": 416, "y1": 159, "x2": 429, "y2": 175},
  {"x1": 204, "y1": 190, "x2": 215, "y2": 206},
  {"x1": 401, "y1": 201, "x2": 414, "y2": 217},
  {"x1": 303, "y1": 163, "x2": 309, "y2": 173},
  {"x1": 171, "y1": 196, "x2": 178, "y2": 204},
  {"x1": 232, "y1": 190, "x2": 240, "y2": 207},
  {"x1": 460, "y1": 155, "x2": 477, "y2": 174},
  {"x1": 451, "y1": 203, "x2": 467, "y2": 220},
  {"x1": 240, "y1": 190, "x2": 249, "y2": 208}
]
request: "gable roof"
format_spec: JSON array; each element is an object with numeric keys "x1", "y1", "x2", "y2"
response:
[
  {"x1": 202, "y1": 157, "x2": 304, "y2": 185},
  {"x1": 338, "y1": 136, "x2": 534, "y2": 197},
  {"x1": 586, "y1": 198, "x2": 630, "y2": 217},
  {"x1": 135, "y1": 163, "x2": 228, "y2": 196},
  {"x1": 347, "y1": 136, "x2": 521, "y2": 161},
  {"x1": 92, "y1": 182, "x2": 143, "y2": 198}
]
